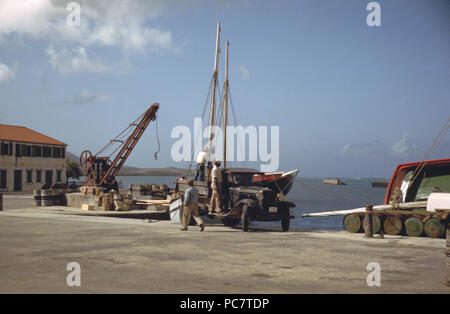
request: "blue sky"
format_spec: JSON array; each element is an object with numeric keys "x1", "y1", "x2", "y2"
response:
[{"x1": 0, "y1": 0, "x2": 449, "y2": 178}]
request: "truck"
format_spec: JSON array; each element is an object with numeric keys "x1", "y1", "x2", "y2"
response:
[{"x1": 173, "y1": 168, "x2": 296, "y2": 232}]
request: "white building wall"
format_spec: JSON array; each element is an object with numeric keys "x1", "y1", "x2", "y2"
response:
[{"x1": 0, "y1": 142, "x2": 66, "y2": 192}]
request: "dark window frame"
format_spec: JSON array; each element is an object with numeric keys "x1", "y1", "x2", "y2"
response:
[
  {"x1": 36, "y1": 170, "x2": 42, "y2": 183},
  {"x1": 26, "y1": 169, "x2": 33, "y2": 184},
  {"x1": 0, "y1": 170, "x2": 6, "y2": 189}
]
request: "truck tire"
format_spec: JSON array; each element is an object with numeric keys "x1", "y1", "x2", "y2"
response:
[
  {"x1": 222, "y1": 217, "x2": 240, "y2": 227},
  {"x1": 241, "y1": 205, "x2": 250, "y2": 232},
  {"x1": 281, "y1": 218, "x2": 290, "y2": 232}
]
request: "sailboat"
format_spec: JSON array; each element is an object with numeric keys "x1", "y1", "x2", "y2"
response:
[{"x1": 195, "y1": 21, "x2": 298, "y2": 196}]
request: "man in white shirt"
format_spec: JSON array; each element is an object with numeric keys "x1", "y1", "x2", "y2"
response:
[
  {"x1": 210, "y1": 159, "x2": 223, "y2": 214},
  {"x1": 194, "y1": 147, "x2": 208, "y2": 181}
]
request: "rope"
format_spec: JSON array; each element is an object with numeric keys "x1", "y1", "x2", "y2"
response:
[{"x1": 408, "y1": 117, "x2": 449, "y2": 187}]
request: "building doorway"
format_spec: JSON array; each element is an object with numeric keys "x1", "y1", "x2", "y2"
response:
[
  {"x1": 14, "y1": 170, "x2": 22, "y2": 191},
  {"x1": 45, "y1": 170, "x2": 52, "y2": 188}
]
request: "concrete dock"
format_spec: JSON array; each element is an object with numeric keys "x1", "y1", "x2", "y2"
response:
[{"x1": 0, "y1": 194, "x2": 449, "y2": 293}]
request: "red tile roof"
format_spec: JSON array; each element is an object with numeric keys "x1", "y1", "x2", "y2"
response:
[{"x1": 0, "y1": 124, "x2": 67, "y2": 146}]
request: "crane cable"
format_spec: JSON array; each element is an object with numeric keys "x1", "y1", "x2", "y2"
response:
[
  {"x1": 408, "y1": 117, "x2": 449, "y2": 187},
  {"x1": 154, "y1": 113, "x2": 160, "y2": 160}
]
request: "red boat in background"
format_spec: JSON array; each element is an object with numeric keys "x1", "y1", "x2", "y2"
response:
[{"x1": 253, "y1": 169, "x2": 299, "y2": 197}]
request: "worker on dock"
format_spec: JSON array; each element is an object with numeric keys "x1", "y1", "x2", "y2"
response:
[
  {"x1": 181, "y1": 180, "x2": 205, "y2": 232},
  {"x1": 209, "y1": 159, "x2": 223, "y2": 214},
  {"x1": 194, "y1": 147, "x2": 208, "y2": 181}
]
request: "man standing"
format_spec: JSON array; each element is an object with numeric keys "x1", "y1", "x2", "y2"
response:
[
  {"x1": 182, "y1": 180, "x2": 205, "y2": 232},
  {"x1": 210, "y1": 159, "x2": 223, "y2": 214},
  {"x1": 194, "y1": 147, "x2": 208, "y2": 181}
]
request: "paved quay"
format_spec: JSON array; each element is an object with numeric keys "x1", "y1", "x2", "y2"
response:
[{"x1": 0, "y1": 196, "x2": 448, "y2": 293}]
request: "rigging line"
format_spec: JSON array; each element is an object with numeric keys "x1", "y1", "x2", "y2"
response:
[
  {"x1": 154, "y1": 113, "x2": 160, "y2": 160},
  {"x1": 186, "y1": 77, "x2": 214, "y2": 176},
  {"x1": 228, "y1": 89, "x2": 246, "y2": 168},
  {"x1": 409, "y1": 118, "x2": 449, "y2": 186},
  {"x1": 96, "y1": 111, "x2": 146, "y2": 156}
]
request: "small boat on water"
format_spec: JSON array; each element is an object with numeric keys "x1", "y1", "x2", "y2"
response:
[{"x1": 323, "y1": 178, "x2": 346, "y2": 185}]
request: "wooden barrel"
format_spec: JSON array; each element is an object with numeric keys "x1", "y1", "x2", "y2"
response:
[
  {"x1": 33, "y1": 189, "x2": 42, "y2": 207},
  {"x1": 363, "y1": 214, "x2": 382, "y2": 234},
  {"x1": 424, "y1": 217, "x2": 445, "y2": 238},
  {"x1": 41, "y1": 189, "x2": 54, "y2": 206},
  {"x1": 343, "y1": 214, "x2": 362, "y2": 233},
  {"x1": 383, "y1": 215, "x2": 403, "y2": 235},
  {"x1": 53, "y1": 189, "x2": 63, "y2": 206},
  {"x1": 404, "y1": 217, "x2": 423, "y2": 237}
]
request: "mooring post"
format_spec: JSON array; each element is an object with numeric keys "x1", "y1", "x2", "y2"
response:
[{"x1": 365, "y1": 205, "x2": 374, "y2": 238}]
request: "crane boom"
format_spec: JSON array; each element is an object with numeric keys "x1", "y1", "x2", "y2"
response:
[{"x1": 80, "y1": 102, "x2": 160, "y2": 191}]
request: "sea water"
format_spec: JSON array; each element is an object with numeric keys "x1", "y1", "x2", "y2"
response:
[{"x1": 117, "y1": 176, "x2": 387, "y2": 231}]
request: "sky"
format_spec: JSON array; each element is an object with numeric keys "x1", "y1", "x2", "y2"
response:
[{"x1": 0, "y1": 0, "x2": 449, "y2": 178}]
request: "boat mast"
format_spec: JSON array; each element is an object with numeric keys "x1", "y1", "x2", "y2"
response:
[
  {"x1": 208, "y1": 21, "x2": 221, "y2": 158},
  {"x1": 223, "y1": 40, "x2": 229, "y2": 168}
]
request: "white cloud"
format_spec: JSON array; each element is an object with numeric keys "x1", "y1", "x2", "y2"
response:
[
  {"x1": 390, "y1": 132, "x2": 419, "y2": 156},
  {"x1": 0, "y1": 0, "x2": 180, "y2": 54},
  {"x1": 46, "y1": 45, "x2": 110, "y2": 73},
  {"x1": 240, "y1": 66, "x2": 250, "y2": 80},
  {"x1": 341, "y1": 132, "x2": 421, "y2": 158},
  {"x1": 61, "y1": 88, "x2": 112, "y2": 105},
  {"x1": 0, "y1": 62, "x2": 15, "y2": 84}
]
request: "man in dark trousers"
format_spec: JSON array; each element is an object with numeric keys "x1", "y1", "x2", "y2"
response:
[{"x1": 181, "y1": 179, "x2": 205, "y2": 231}]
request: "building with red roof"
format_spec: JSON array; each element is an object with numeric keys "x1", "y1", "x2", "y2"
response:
[{"x1": 0, "y1": 124, "x2": 67, "y2": 192}]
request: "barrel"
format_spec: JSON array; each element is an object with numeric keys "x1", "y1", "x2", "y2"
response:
[
  {"x1": 53, "y1": 189, "x2": 63, "y2": 206},
  {"x1": 383, "y1": 215, "x2": 403, "y2": 235},
  {"x1": 41, "y1": 189, "x2": 54, "y2": 206},
  {"x1": 33, "y1": 189, "x2": 42, "y2": 207},
  {"x1": 424, "y1": 217, "x2": 445, "y2": 238},
  {"x1": 404, "y1": 217, "x2": 423, "y2": 237},
  {"x1": 363, "y1": 214, "x2": 382, "y2": 234},
  {"x1": 343, "y1": 214, "x2": 362, "y2": 233}
]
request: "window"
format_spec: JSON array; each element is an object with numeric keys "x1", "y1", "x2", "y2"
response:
[
  {"x1": 26, "y1": 170, "x2": 32, "y2": 184},
  {"x1": 15, "y1": 143, "x2": 21, "y2": 157},
  {"x1": 36, "y1": 170, "x2": 42, "y2": 183},
  {"x1": 62, "y1": 147, "x2": 65, "y2": 159},
  {"x1": 56, "y1": 170, "x2": 62, "y2": 182},
  {"x1": 32, "y1": 145, "x2": 42, "y2": 157},
  {"x1": 0, "y1": 170, "x2": 6, "y2": 188},
  {"x1": 1, "y1": 142, "x2": 10, "y2": 155},
  {"x1": 52, "y1": 147, "x2": 62, "y2": 158},
  {"x1": 43, "y1": 146, "x2": 52, "y2": 158},
  {"x1": 21, "y1": 145, "x2": 32, "y2": 157}
]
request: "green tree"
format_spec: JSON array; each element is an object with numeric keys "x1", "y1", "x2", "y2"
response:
[{"x1": 66, "y1": 160, "x2": 83, "y2": 184}]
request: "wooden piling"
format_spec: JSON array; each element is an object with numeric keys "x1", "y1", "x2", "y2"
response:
[{"x1": 364, "y1": 205, "x2": 374, "y2": 238}]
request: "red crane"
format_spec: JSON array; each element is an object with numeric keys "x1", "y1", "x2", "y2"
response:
[{"x1": 80, "y1": 103, "x2": 160, "y2": 191}]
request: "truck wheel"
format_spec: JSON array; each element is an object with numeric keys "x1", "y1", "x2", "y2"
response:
[
  {"x1": 241, "y1": 205, "x2": 250, "y2": 232},
  {"x1": 281, "y1": 218, "x2": 290, "y2": 232},
  {"x1": 222, "y1": 217, "x2": 240, "y2": 227}
]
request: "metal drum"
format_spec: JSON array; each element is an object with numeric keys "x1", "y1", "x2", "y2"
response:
[{"x1": 33, "y1": 189, "x2": 42, "y2": 207}]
